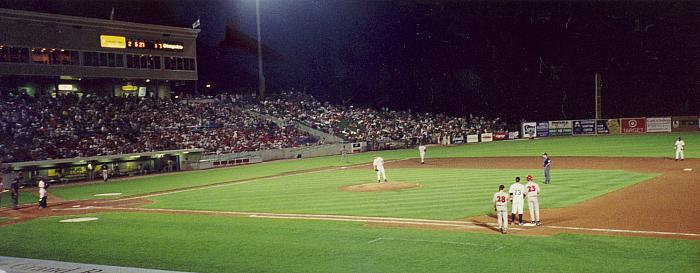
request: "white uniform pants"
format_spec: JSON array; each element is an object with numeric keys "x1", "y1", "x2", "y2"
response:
[
  {"x1": 528, "y1": 197, "x2": 540, "y2": 221},
  {"x1": 419, "y1": 152, "x2": 425, "y2": 163},
  {"x1": 511, "y1": 200, "x2": 524, "y2": 214},
  {"x1": 496, "y1": 206, "x2": 508, "y2": 230},
  {"x1": 376, "y1": 167, "x2": 386, "y2": 181},
  {"x1": 676, "y1": 149, "x2": 684, "y2": 160}
]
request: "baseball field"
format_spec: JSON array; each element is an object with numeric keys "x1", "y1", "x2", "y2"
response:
[{"x1": 0, "y1": 133, "x2": 698, "y2": 272}]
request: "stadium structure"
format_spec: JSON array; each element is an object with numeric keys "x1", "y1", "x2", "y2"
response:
[{"x1": 0, "y1": 8, "x2": 198, "y2": 99}]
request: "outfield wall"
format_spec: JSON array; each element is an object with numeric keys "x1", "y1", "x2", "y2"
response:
[
  {"x1": 198, "y1": 143, "x2": 351, "y2": 169},
  {"x1": 521, "y1": 116, "x2": 699, "y2": 137}
]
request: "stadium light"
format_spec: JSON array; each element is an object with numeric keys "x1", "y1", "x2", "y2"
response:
[{"x1": 255, "y1": 0, "x2": 266, "y2": 97}]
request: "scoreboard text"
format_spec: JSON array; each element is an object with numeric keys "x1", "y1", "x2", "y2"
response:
[{"x1": 100, "y1": 35, "x2": 184, "y2": 51}]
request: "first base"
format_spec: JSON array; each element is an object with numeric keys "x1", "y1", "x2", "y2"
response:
[{"x1": 683, "y1": 168, "x2": 692, "y2": 172}]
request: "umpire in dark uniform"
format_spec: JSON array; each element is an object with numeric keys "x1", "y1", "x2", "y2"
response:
[{"x1": 10, "y1": 175, "x2": 21, "y2": 209}]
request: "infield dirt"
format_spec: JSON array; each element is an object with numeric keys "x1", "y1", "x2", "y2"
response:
[{"x1": 386, "y1": 157, "x2": 700, "y2": 239}]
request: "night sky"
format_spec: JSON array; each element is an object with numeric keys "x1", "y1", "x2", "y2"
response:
[{"x1": 1, "y1": 0, "x2": 698, "y2": 123}]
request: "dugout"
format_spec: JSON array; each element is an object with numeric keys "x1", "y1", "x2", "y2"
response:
[{"x1": 3, "y1": 148, "x2": 203, "y2": 185}]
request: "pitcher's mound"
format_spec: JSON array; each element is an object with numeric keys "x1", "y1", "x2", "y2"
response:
[{"x1": 339, "y1": 181, "x2": 420, "y2": 192}]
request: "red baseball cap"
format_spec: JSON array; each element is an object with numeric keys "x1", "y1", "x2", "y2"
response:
[{"x1": 526, "y1": 175, "x2": 533, "y2": 181}]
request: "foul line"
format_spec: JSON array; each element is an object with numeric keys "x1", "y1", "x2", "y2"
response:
[
  {"x1": 56, "y1": 206, "x2": 700, "y2": 238},
  {"x1": 366, "y1": 237, "x2": 486, "y2": 248}
]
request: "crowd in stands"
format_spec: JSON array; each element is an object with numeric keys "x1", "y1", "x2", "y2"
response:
[
  {"x1": 0, "y1": 90, "x2": 506, "y2": 163},
  {"x1": 251, "y1": 91, "x2": 507, "y2": 147},
  {"x1": 0, "y1": 93, "x2": 318, "y2": 163}
]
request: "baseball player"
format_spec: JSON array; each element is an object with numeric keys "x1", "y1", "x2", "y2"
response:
[
  {"x1": 86, "y1": 162, "x2": 94, "y2": 180},
  {"x1": 509, "y1": 177, "x2": 525, "y2": 225},
  {"x1": 340, "y1": 145, "x2": 348, "y2": 163},
  {"x1": 525, "y1": 175, "x2": 541, "y2": 226},
  {"x1": 373, "y1": 156, "x2": 387, "y2": 183},
  {"x1": 492, "y1": 184, "x2": 509, "y2": 234},
  {"x1": 38, "y1": 177, "x2": 48, "y2": 209},
  {"x1": 674, "y1": 137, "x2": 685, "y2": 161},
  {"x1": 543, "y1": 153, "x2": 551, "y2": 184},
  {"x1": 102, "y1": 165, "x2": 109, "y2": 182},
  {"x1": 10, "y1": 178, "x2": 19, "y2": 209},
  {"x1": 418, "y1": 144, "x2": 427, "y2": 164}
]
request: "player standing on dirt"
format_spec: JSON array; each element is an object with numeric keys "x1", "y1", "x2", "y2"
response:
[
  {"x1": 509, "y1": 177, "x2": 525, "y2": 225},
  {"x1": 418, "y1": 144, "x2": 427, "y2": 164},
  {"x1": 525, "y1": 175, "x2": 541, "y2": 226},
  {"x1": 38, "y1": 176, "x2": 48, "y2": 209},
  {"x1": 493, "y1": 184, "x2": 509, "y2": 234},
  {"x1": 373, "y1": 156, "x2": 387, "y2": 183},
  {"x1": 543, "y1": 153, "x2": 551, "y2": 184},
  {"x1": 10, "y1": 173, "x2": 22, "y2": 209},
  {"x1": 674, "y1": 137, "x2": 685, "y2": 161}
]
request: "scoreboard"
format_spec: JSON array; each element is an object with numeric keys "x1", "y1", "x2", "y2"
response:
[
  {"x1": 126, "y1": 38, "x2": 184, "y2": 51},
  {"x1": 100, "y1": 35, "x2": 184, "y2": 51}
]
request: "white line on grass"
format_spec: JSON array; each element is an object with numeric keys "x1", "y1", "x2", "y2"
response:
[
  {"x1": 249, "y1": 214, "x2": 487, "y2": 229},
  {"x1": 80, "y1": 206, "x2": 524, "y2": 230},
  {"x1": 59, "y1": 206, "x2": 699, "y2": 238},
  {"x1": 366, "y1": 237, "x2": 383, "y2": 244},
  {"x1": 366, "y1": 237, "x2": 484, "y2": 247}
]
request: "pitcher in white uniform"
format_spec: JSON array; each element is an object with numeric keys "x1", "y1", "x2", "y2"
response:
[
  {"x1": 525, "y1": 175, "x2": 541, "y2": 226},
  {"x1": 509, "y1": 177, "x2": 525, "y2": 226},
  {"x1": 674, "y1": 137, "x2": 685, "y2": 161},
  {"x1": 493, "y1": 184, "x2": 509, "y2": 234},
  {"x1": 373, "y1": 156, "x2": 387, "y2": 183}
]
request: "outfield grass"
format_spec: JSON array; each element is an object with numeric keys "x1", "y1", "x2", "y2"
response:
[
  {"x1": 0, "y1": 212, "x2": 695, "y2": 273},
  {"x1": 147, "y1": 168, "x2": 656, "y2": 219},
  {"x1": 50, "y1": 133, "x2": 695, "y2": 201}
]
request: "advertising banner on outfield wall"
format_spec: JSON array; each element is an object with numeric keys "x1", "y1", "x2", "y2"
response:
[
  {"x1": 671, "y1": 116, "x2": 700, "y2": 132},
  {"x1": 467, "y1": 134, "x2": 479, "y2": 143},
  {"x1": 494, "y1": 132, "x2": 508, "y2": 140},
  {"x1": 548, "y1": 120, "x2": 573, "y2": 136},
  {"x1": 536, "y1": 122, "x2": 549, "y2": 137},
  {"x1": 521, "y1": 122, "x2": 536, "y2": 138},
  {"x1": 620, "y1": 118, "x2": 646, "y2": 134},
  {"x1": 508, "y1": 131, "x2": 520, "y2": 139},
  {"x1": 481, "y1": 133, "x2": 494, "y2": 142},
  {"x1": 646, "y1": 117, "x2": 672, "y2": 133},
  {"x1": 572, "y1": 119, "x2": 596, "y2": 135},
  {"x1": 452, "y1": 136, "x2": 464, "y2": 144},
  {"x1": 596, "y1": 119, "x2": 619, "y2": 135}
]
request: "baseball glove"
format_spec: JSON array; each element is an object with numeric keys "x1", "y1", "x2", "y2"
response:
[{"x1": 375, "y1": 169, "x2": 378, "y2": 172}]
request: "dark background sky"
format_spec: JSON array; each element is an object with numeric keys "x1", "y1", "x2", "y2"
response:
[{"x1": 1, "y1": 0, "x2": 698, "y2": 123}]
